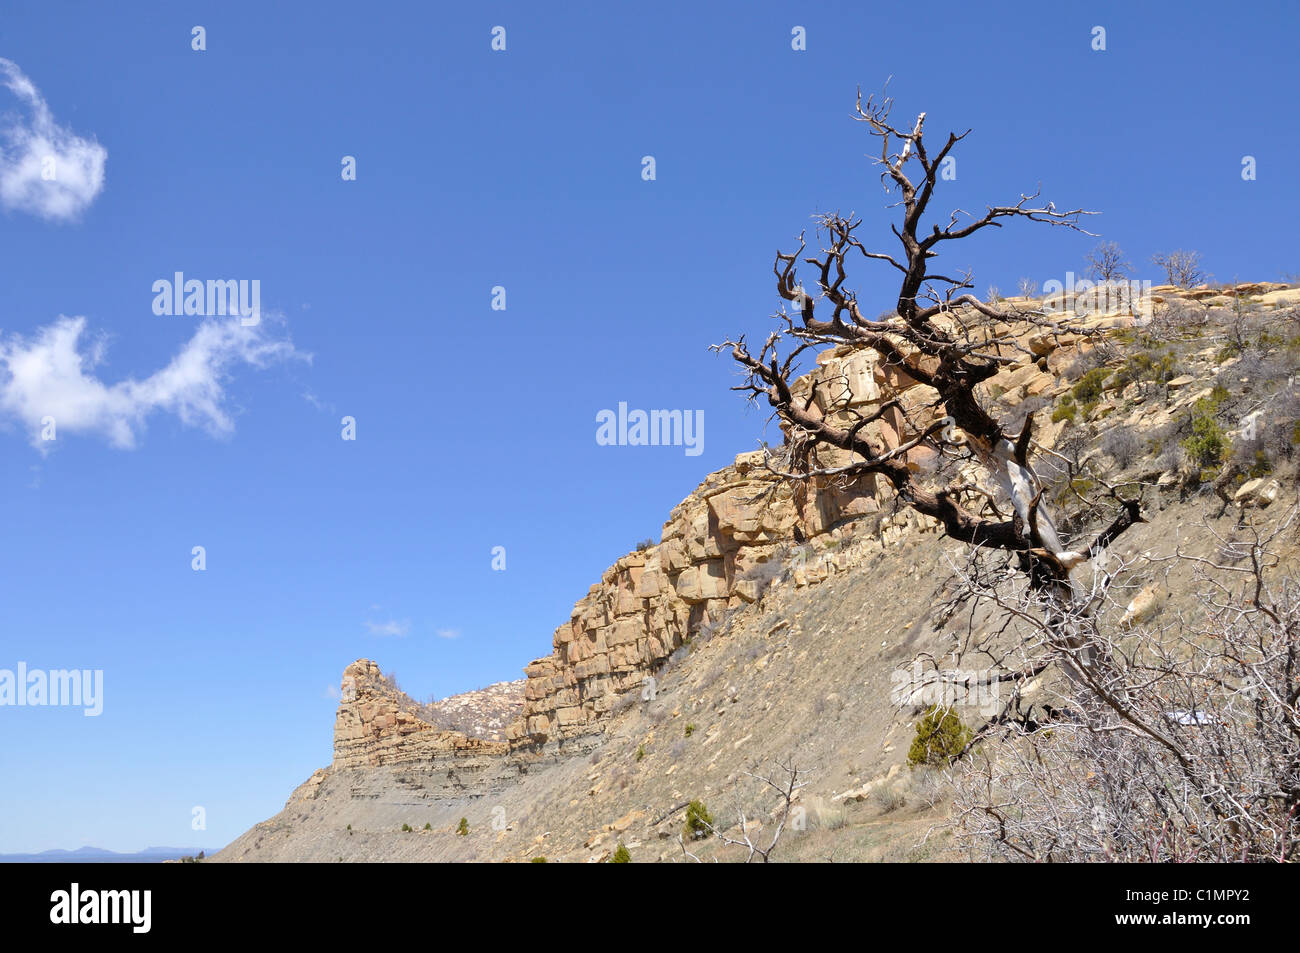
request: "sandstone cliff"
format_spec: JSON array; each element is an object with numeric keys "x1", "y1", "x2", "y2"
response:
[
  {"x1": 214, "y1": 280, "x2": 1300, "y2": 862},
  {"x1": 332, "y1": 660, "x2": 508, "y2": 770}
]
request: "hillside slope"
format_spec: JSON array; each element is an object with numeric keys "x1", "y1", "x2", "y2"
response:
[{"x1": 215, "y1": 281, "x2": 1300, "y2": 862}]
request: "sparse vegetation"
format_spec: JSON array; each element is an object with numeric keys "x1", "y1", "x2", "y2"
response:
[
  {"x1": 871, "y1": 783, "x2": 906, "y2": 815},
  {"x1": 1182, "y1": 393, "x2": 1229, "y2": 479},
  {"x1": 456, "y1": 817, "x2": 469, "y2": 837},
  {"x1": 907, "y1": 705, "x2": 973, "y2": 766},
  {"x1": 1111, "y1": 349, "x2": 1175, "y2": 393},
  {"x1": 1101, "y1": 425, "x2": 1140, "y2": 469},
  {"x1": 683, "y1": 799, "x2": 715, "y2": 840},
  {"x1": 611, "y1": 842, "x2": 631, "y2": 863},
  {"x1": 1070, "y1": 367, "x2": 1111, "y2": 416}
]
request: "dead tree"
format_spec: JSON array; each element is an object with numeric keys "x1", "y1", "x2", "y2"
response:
[
  {"x1": 714, "y1": 89, "x2": 1145, "y2": 695},
  {"x1": 678, "y1": 758, "x2": 807, "y2": 863},
  {"x1": 1084, "y1": 241, "x2": 1132, "y2": 281},
  {"x1": 1152, "y1": 249, "x2": 1207, "y2": 288}
]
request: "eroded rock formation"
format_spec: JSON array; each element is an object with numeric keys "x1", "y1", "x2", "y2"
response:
[{"x1": 333, "y1": 660, "x2": 507, "y2": 769}]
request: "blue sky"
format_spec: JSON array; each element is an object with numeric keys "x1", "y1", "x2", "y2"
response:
[{"x1": 0, "y1": 1, "x2": 1296, "y2": 852}]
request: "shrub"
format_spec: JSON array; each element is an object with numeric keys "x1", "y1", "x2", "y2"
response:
[
  {"x1": 456, "y1": 817, "x2": 469, "y2": 836},
  {"x1": 1064, "y1": 341, "x2": 1116, "y2": 380},
  {"x1": 683, "y1": 799, "x2": 715, "y2": 840},
  {"x1": 1182, "y1": 397, "x2": 1229, "y2": 475},
  {"x1": 424, "y1": 822, "x2": 432, "y2": 830},
  {"x1": 813, "y1": 802, "x2": 849, "y2": 830},
  {"x1": 1150, "y1": 299, "x2": 1208, "y2": 340},
  {"x1": 636, "y1": 538, "x2": 655, "y2": 552},
  {"x1": 611, "y1": 842, "x2": 631, "y2": 863},
  {"x1": 1245, "y1": 450, "x2": 1273, "y2": 479},
  {"x1": 401, "y1": 823, "x2": 412, "y2": 832},
  {"x1": 1111, "y1": 350, "x2": 1175, "y2": 391},
  {"x1": 871, "y1": 784, "x2": 906, "y2": 815},
  {"x1": 635, "y1": 745, "x2": 645, "y2": 762},
  {"x1": 1051, "y1": 395, "x2": 1077, "y2": 423},
  {"x1": 907, "y1": 705, "x2": 973, "y2": 766},
  {"x1": 530, "y1": 856, "x2": 548, "y2": 863},
  {"x1": 1070, "y1": 367, "x2": 1111, "y2": 415},
  {"x1": 1101, "y1": 425, "x2": 1140, "y2": 468},
  {"x1": 684, "y1": 723, "x2": 695, "y2": 737}
]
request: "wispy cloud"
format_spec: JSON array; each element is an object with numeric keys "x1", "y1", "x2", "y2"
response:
[
  {"x1": 365, "y1": 619, "x2": 411, "y2": 638},
  {"x1": 0, "y1": 315, "x2": 306, "y2": 450},
  {"x1": 0, "y1": 58, "x2": 107, "y2": 221},
  {"x1": 300, "y1": 389, "x2": 333, "y2": 413},
  {"x1": 436, "y1": 628, "x2": 460, "y2": 640}
]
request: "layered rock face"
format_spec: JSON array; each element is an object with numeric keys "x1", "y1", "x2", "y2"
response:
[
  {"x1": 510, "y1": 345, "x2": 953, "y2": 747},
  {"x1": 339, "y1": 285, "x2": 1237, "y2": 752},
  {"x1": 333, "y1": 660, "x2": 507, "y2": 769}
]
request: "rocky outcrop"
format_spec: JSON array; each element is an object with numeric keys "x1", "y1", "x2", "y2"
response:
[
  {"x1": 333, "y1": 660, "x2": 507, "y2": 769},
  {"x1": 421, "y1": 679, "x2": 524, "y2": 742},
  {"x1": 337, "y1": 282, "x2": 1271, "y2": 751},
  {"x1": 217, "y1": 280, "x2": 1300, "y2": 862},
  {"x1": 509, "y1": 345, "x2": 952, "y2": 747},
  {"x1": 1235, "y1": 477, "x2": 1280, "y2": 508},
  {"x1": 502, "y1": 295, "x2": 1169, "y2": 747}
]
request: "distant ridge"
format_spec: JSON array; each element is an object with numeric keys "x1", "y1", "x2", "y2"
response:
[{"x1": 0, "y1": 846, "x2": 218, "y2": 863}]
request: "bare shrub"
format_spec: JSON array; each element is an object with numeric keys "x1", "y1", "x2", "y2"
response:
[
  {"x1": 1084, "y1": 241, "x2": 1132, "y2": 281},
  {"x1": 1100, "y1": 425, "x2": 1140, "y2": 469},
  {"x1": 1063, "y1": 340, "x2": 1118, "y2": 381},
  {"x1": 678, "y1": 758, "x2": 808, "y2": 863},
  {"x1": 946, "y1": 516, "x2": 1300, "y2": 862},
  {"x1": 871, "y1": 783, "x2": 906, "y2": 815},
  {"x1": 1152, "y1": 250, "x2": 1207, "y2": 288},
  {"x1": 811, "y1": 800, "x2": 849, "y2": 830},
  {"x1": 1148, "y1": 298, "x2": 1209, "y2": 340}
]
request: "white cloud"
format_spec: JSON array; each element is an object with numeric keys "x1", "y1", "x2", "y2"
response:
[
  {"x1": 365, "y1": 619, "x2": 411, "y2": 638},
  {"x1": 0, "y1": 58, "x2": 107, "y2": 222},
  {"x1": 0, "y1": 315, "x2": 305, "y2": 449},
  {"x1": 435, "y1": 629, "x2": 461, "y2": 640}
]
